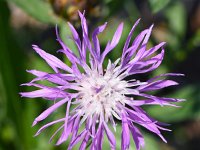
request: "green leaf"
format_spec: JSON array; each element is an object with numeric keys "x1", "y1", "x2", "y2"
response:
[
  {"x1": 149, "y1": 0, "x2": 171, "y2": 13},
  {"x1": 188, "y1": 29, "x2": 200, "y2": 50},
  {"x1": 9, "y1": 0, "x2": 59, "y2": 24},
  {"x1": 165, "y1": 1, "x2": 186, "y2": 37},
  {"x1": 143, "y1": 134, "x2": 160, "y2": 150},
  {"x1": 0, "y1": 72, "x2": 6, "y2": 123},
  {"x1": 0, "y1": 1, "x2": 29, "y2": 149}
]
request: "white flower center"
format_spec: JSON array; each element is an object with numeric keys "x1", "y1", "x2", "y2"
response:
[
  {"x1": 78, "y1": 69, "x2": 128, "y2": 122},
  {"x1": 73, "y1": 59, "x2": 145, "y2": 124}
]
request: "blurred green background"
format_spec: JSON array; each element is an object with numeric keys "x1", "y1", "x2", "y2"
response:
[{"x1": 0, "y1": 0, "x2": 200, "y2": 150}]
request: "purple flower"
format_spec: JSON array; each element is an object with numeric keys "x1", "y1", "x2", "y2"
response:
[{"x1": 20, "y1": 11, "x2": 184, "y2": 150}]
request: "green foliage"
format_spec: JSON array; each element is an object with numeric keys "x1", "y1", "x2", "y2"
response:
[
  {"x1": 10, "y1": 0, "x2": 59, "y2": 24},
  {"x1": 0, "y1": 1, "x2": 26, "y2": 149},
  {"x1": 165, "y1": 1, "x2": 186, "y2": 37},
  {"x1": 149, "y1": 0, "x2": 171, "y2": 13}
]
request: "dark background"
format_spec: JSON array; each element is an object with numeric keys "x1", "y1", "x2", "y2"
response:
[{"x1": 0, "y1": 0, "x2": 200, "y2": 149}]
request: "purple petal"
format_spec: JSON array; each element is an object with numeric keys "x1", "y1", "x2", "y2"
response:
[
  {"x1": 104, "y1": 122, "x2": 116, "y2": 150},
  {"x1": 110, "y1": 22, "x2": 124, "y2": 50},
  {"x1": 92, "y1": 22, "x2": 107, "y2": 58},
  {"x1": 35, "y1": 118, "x2": 65, "y2": 136},
  {"x1": 100, "y1": 22, "x2": 124, "y2": 64},
  {"x1": 133, "y1": 107, "x2": 167, "y2": 143},
  {"x1": 79, "y1": 11, "x2": 95, "y2": 62},
  {"x1": 121, "y1": 29, "x2": 149, "y2": 67},
  {"x1": 138, "y1": 80, "x2": 178, "y2": 92},
  {"x1": 129, "y1": 125, "x2": 145, "y2": 150},
  {"x1": 142, "y1": 42, "x2": 166, "y2": 58},
  {"x1": 141, "y1": 25, "x2": 153, "y2": 46},
  {"x1": 131, "y1": 24, "x2": 154, "y2": 62},
  {"x1": 122, "y1": 18, "x2": 140, "y2": 55},
  {"x1": 91, "y1": 123, "x2": 104, "y2": 150},
  {"x1": 67, "y1": 22, "x2": 82, "y2": 55},
  {"x1": 64, "y1": 99, "x2": 71, "y2": 134},
  {"x1": 20, "y1": 88, "x2": 68, "y2": 99},
  {"x1": 128, "y1": 49, "x2": 164, "y2": 74},
  {"x1": 124, "y1": 106, "x2": 156, "y2": 125},
  {"x1": 55, "y1": 26, "x2": 81, "y2": 67},
  {"x1": 27, "y1": 70, "x2": 75, "y2": 81},
  {"x1": 121, "y1": 112, "x2": 130, "y2": 150},
  {"x1": 68, "y1": 130, "x2": 87, "y2": 149},
  {"x1": 125, "y1": 99, "x2": 179, "y2": 107},
  {"x1": 56, "y1": 119, "x2": 74, "y2": 145},
  {"x1": 138, "y1": 93, "x2": 184, "y2": 103},
  {"x1": 27, "y1": 69, "x2": 47, "y2": 76},
  {"x1": 129, "y1": 25, "x2": 153, "y2": 65},
  {"x1": 31, "y1": 73, "x2": 69, "y2": 85},
  {"x1": 33, "y1": 98, "x2": 69, "y2": 126},
  {"x1": 78, "y1": 11, "x2": 88, "y2": 35},
  {"x1": 70, "y1": 115, "x2": 81, "y2": 142},
  {"x1": 79, "y1": 132, "x2": 91, "y2": 150},
  {"x1": 147, "y1": 73, "x2": 185, "y2": 83},
  {"x1": 32, "y1": 45, "x2": 72, "y2": 73}
]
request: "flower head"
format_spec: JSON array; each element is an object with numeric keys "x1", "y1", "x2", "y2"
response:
[{"x1": 20, "y1": 11, "x2": 184, "y2": 150}]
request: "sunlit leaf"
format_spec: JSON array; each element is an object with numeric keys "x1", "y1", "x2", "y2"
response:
[
  {"x1": 10, "y1": 0, "x2": 59, "y2": 24},
  {"x1": 165, "y1": 1, "x2": 186, "y2": 37},
  {"x1": 149, "y1": 0, "x2": 171, "y2": 13}
]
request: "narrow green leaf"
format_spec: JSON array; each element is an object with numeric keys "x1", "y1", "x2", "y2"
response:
[
  {"x1": 0, "y1": 1, "x2": 27, "y2": 149},
  {"x1": 149, "y1": 0, "x2": 171, "y2": 13},
  {"x1": 9, "y1": 0, "x2": 59, "y2": 24},
  {"x1": 165, "y1": 1, "x2": 186, "y2": 37}
]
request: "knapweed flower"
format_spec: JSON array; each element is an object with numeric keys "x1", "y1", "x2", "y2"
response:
[{"x1": 20, "y1": 11, "x2": 184, "y2": 150}]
